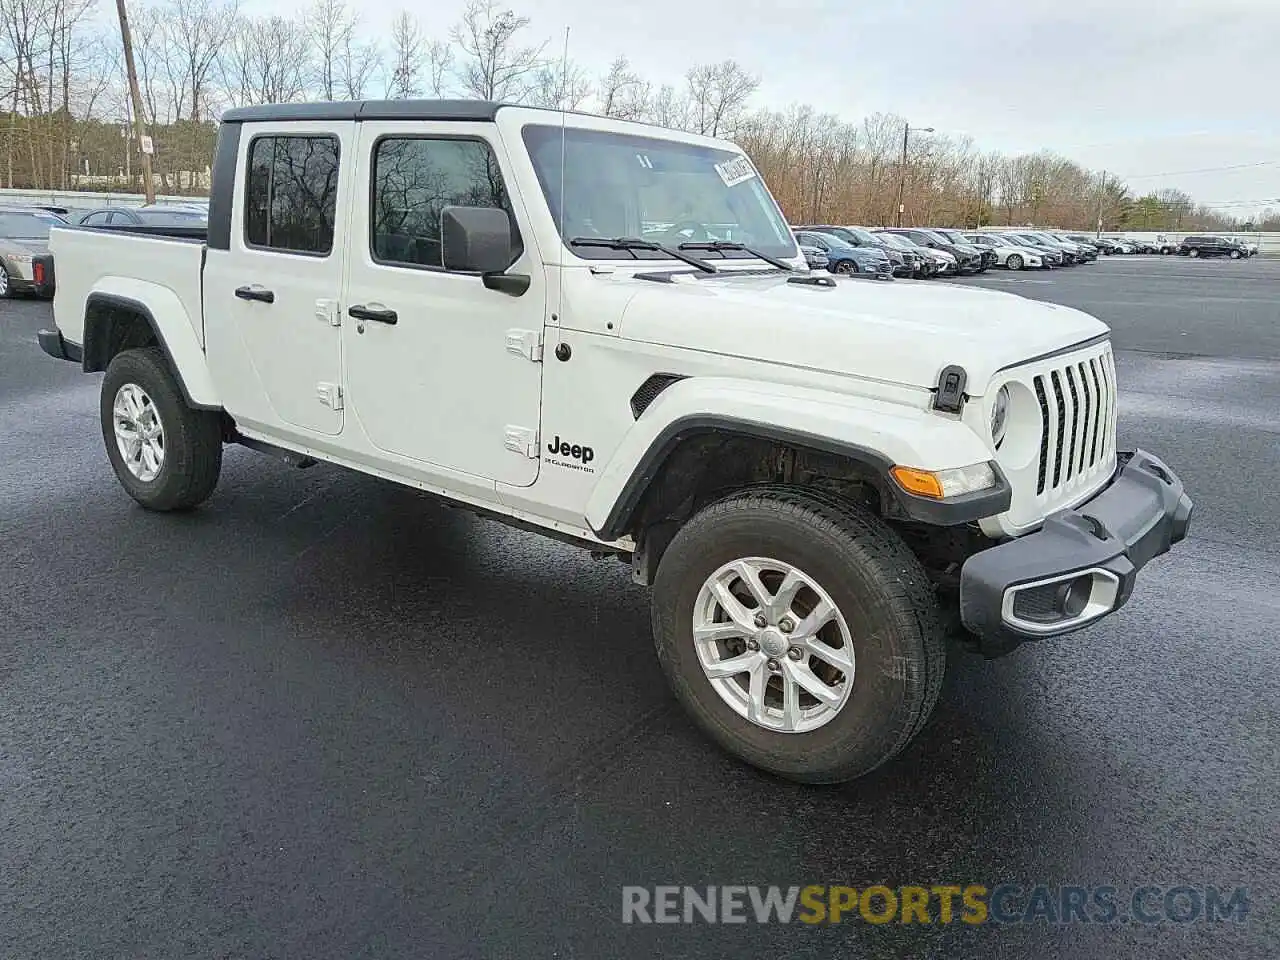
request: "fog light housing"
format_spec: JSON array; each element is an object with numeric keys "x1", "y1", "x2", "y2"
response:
[{"x1": 1002, "y1": 568, "x2": 1122, "y2": 635}]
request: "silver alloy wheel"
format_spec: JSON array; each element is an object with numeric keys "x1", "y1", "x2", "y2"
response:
[
  {"x1": 692, "y1": 557, "x2": 855, "y2": 733},
  {"x1": 112, "y1": 383, "x2": 165, "y2": 482},
  {"x1": 1007, "y1": 254, "x2": 1023, "y2": 271},
  {"x1": 0, "y1": 268, "x2": 9, "y2": 296}
]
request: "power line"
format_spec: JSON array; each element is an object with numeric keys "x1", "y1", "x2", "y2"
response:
[{"x1": 1121, "y1": 160, "x2": 1278, "y2": 181}]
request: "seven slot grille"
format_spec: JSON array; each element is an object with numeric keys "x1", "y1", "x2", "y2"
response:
[{"x1": 1031, "y1": 349, "x2": 1117, "y2": 495}]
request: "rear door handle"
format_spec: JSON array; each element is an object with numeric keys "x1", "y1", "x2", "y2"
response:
[
  {"x1": 235, "y1": 285, "x2": 275, "y2": 303},
  {"x1": 348, "y1": 304, "x2": 398, "y2": 325}
]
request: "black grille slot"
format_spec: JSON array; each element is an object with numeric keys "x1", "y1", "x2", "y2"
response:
[
  {"x1": 1034, "y1": 375, "x2": 1050, "y2": 494},
  {"x1": 1077, "y1": 362, "x2": 1091, "y2": 474},
  {"x1": 629, "y1": 374, "x2": 686, "y2": 419},
  {"x1": 1050, "y1": 371, "x2": 1066, "y2": 489},
  {"x1": 1064, "y1": 367, "x2": 1080, "y2": 481},
  {"x1": 1088, "y1": 359, "x2": 1103, "y2": 466}
]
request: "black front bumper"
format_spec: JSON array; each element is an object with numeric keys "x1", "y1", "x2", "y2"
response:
[
  {"x1": 959, "y1": 449, "x2": 1192, "y2": 657},
  {"x1": 38, "y1": 328, "x2": 82, "y2": 363}
]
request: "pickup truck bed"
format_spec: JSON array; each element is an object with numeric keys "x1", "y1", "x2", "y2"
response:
[{"x1": 52, "y1": 228, "x2": 208, "y2": 359}]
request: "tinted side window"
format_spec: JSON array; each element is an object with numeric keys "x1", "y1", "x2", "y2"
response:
[
  {"x1": 244, "y1": 135, "x2": 340, "y2": 255},
  {"x1": 371, "y1": 137, "x2": 520, "y2": 269},
  {"x1": 82, "y1": 212, "x2": 109, "y2": 225}
]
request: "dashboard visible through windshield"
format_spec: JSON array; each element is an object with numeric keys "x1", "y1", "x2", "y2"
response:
[{"x1": 522, "y1": 124, "x2": 797, "y2": 262}]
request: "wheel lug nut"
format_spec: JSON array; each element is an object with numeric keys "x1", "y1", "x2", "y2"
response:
[
  {"x1": 752, "y1": 613, "x2": 767, "y2": 628},
  {"x1": 746, "y1": 639, "x2": 760, "y2": 652},
  {"x1": 766, "y1": 658, "x2": 781, "y2": 672},
  {"x1": 787, "y1": 646, "x2": 804, "y2": 661},
  {"x1": 778, "y1": 617, "x2": 794, "y2": 633}
]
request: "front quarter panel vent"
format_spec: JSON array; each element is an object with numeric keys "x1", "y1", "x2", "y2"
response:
[{"x1": 630, "y1": 374, "x2": 687, "y2": 419}]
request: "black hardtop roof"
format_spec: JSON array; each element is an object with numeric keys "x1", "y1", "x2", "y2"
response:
[{"x1": 220, "y1": 99, "x2": 505, "y2": 124}]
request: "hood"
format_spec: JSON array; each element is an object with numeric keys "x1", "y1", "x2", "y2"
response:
[{"x1": 615, "y1": 270, "x2": 1108, "y2": 391}]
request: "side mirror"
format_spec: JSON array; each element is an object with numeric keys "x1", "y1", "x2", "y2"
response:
[{"x1": 441, "y1": 205, "x2": 529, "y2": 296}]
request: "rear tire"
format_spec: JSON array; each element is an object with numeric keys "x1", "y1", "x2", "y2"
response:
[
  {"x1": 1229, "y1": 250, "x2": 1241, "y2": 259},
  {"x1": 651, "y1": 486, "x2": 946, "y2": 784},
  {"x1": 1188, "y1": 248, "x2": 1200, "y2": 258},
  {"x1": 834, "y1": 260, "x2": 856, "y2": 275},
  {"x1": 100, "y1": 347, "x2": 223, "y2": 511}
]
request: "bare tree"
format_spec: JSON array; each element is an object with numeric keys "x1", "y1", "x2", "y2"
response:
[
  {"x1": 685, "y1": 59, "x2": 757, "y2": 138},
  {"x1": 338, "y1": 26, "x2": 379, "y2": 99},
  {"x1": 165, "y1": 0, "x2": 237, "y2": 122},
  {"x1": 424, "y1": 38, "x2": 452, "y2": 97},
  {"x1": 599, "y1": 55, "x2": 642, "y2": 118},
  {"x1": 526, "y1": 57, "x2": 589, "y2": 110},
  {"x1": 450, "y1": 0, "x2": 545, "y2": 102},
  {"x1": 385, "y1": 10, "x2": 422, "y2": 99},
  {"x1": 643, "y1": 83, "x2": 688, "y2": 131},
  {"x1": 220, "y1": 14, "x2": 310, "y2": 106},
  {"x1": 305, "y1": 0, "x2": 354, "y2": 99}
]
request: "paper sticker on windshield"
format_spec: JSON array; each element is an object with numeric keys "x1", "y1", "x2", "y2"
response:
[{"x1": 714, "y1": 156, "x2": 756, "y2": 187}]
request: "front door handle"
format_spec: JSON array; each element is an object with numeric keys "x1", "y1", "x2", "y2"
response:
[
  {"x1": 235, "y1": 285, "x2": 275, "y2": 303},
  {"x1": 348, "y1": 304, "x2": 398, "y2": 325}
]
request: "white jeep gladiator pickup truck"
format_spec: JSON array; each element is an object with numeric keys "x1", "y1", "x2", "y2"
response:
[{"x1": 40, "y1": 100, "x2": 1193, "y2": 783}]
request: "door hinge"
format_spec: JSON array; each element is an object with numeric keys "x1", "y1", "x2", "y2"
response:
[
  {"x1": 503, "y1": 425, "x2": 539, "y2": 458},
  {"x1": 505, "y1": 328, "x2": 543, "y2": 362},
  {"x1": 316, "y1": 382, "x2": 344, "y2": 410},
  {"x1": 315, "y1": 298, "x2": 340, "y2": 326}
]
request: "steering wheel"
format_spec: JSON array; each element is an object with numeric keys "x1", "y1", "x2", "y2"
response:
[{"x1": 662, "y1": 220, "x2": 711, "y2": 244}]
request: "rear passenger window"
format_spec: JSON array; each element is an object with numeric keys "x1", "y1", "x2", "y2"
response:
[
  {"x1": 244, "y1": 135, "x2": 340, "y2": 255},
  {"x1": 371, "y1": 137, "x2": 521, "y2": 269}
]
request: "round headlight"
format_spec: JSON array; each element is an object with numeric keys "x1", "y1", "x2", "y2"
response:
[{"x1": 991, "y1": 384, "x2": 1010, "y2": 448}]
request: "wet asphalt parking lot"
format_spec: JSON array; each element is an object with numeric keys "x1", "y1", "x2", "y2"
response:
[{"x1": 3, "y1": 255, "x2": 1278, "y2": 958}]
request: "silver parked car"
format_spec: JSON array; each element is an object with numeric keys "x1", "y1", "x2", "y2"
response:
[
  {"x1": 0, "y1": 211, "x2": 58, "y2": 298},
  {"x1": 798, "y1": 244, "x2": 830, "y2": 271}
]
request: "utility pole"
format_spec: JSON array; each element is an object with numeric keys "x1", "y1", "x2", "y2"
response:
[
  {"x1": 1095, "y1": 170, "x2": 1106, "y2": 237},
  {"x1": 895, "y1": 122, "x2": 933, "y2": 227},
  {"x1": 115, "y1": 0, "x2": 155, "y2": 203}
]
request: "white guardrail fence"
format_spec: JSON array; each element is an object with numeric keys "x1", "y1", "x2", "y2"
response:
[
  {"x1": 0, "y1": 187, "x2": 208, "y2": 211},
  {"x1": 2, "y1": 187, "x2": 1275, "y2": 255}
]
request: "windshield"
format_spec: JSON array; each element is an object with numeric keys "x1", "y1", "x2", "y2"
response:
[
  {"x1": 874, "y1": 232, "x2": 915, "y2": 251},
  {"x1": 522, "y1": 124, "x2": 796, "y2": 262},
  {"x1": 0, "y1": 213, "x2": 51, "y2": 239},
  {"x1": 806, "y1": 232, "x2": 854, "y2": 251},
  {"x1": 842, "y1": 226, "x2": 880, "y2": 245},
  {"x1": 911, "y1": 229, "x2": 949, "y2": 245}
]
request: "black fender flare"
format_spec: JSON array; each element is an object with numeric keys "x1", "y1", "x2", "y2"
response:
[
  {"x1": 82, "y1": 292, "x2": 220, "y2": 411},
  {"x1": 590, "y1": 414, "x2": 1011, "y2": 541}
]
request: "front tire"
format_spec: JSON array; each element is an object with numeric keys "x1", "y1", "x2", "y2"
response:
[
  {"x1": 101, "y1": 347, "x2": 223, "y2": 511},
  {"x1": 833, "y1": 260, "x2": 856, "y2": 275},
  {"x1": 1188, "y1": 248, "x2": 1200, "y2": 258},
  {"x1": 651, "y1": 486, "x2": 946, "y2": 784},
  {"x1": 1229, "y1": 249, "x2": 1241, "y2": 259},
  {"x1": 1007, "y1": 253, "x2": 1024, "y2": 271}
]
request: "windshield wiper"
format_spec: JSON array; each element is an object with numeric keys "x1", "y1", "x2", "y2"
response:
[
  {"x1": 677, "y1": 240, "x2": 794, "y2": 271},
  {"x1": 568, "y1": 236, "x2": 717, "y2": 274}
]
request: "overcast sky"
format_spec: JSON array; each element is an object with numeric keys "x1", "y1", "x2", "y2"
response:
[{"x1": 254, "y1": 0, "x2": 1280, "y2": 220}]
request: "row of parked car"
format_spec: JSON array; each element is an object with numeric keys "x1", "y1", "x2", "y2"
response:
[
  {"x1": 791, "y1": 224, "x2": 1263, "y2": 280},
  {"x1": 791, "y1": 225, "x2": 1111, "y2": 280},
  {"x1": 0, "y1": 201, "x2": 208, "y2": 299}
]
